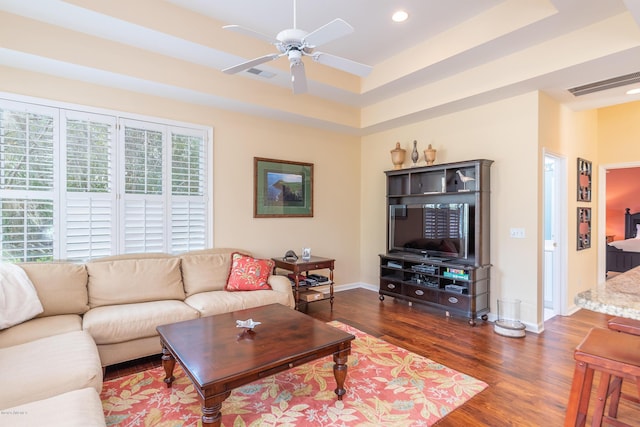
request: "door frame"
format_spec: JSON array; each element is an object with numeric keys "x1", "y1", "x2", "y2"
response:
[
  {"x1": 543, "y1": 150, "x2": 568, "y2": 319},
  {"x1": 598, "y1": 161, "x2": 640, "y2": 282}
]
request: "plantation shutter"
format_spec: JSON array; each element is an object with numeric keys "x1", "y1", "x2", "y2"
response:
[
  {"x1": 1, "y1": 96, "x2": 211, "y2": 263},
  {"x1": 0, "y1": 102, "x2": 57, "y2": 262},
  {"x1": 121, "y1": 120, "x2": 166, "y2": 254},
  {"x1": 170, "y1": 129, "x2": 206, "y2": 253},
  {"x1": 61, "y1": 111, "x2": 117, "y2": 261}
]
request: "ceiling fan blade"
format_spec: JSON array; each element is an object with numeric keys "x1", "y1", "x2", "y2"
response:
[
  {"x1": 303, "y1": 18, "x2": 354, "y2": 47},
  {"x1": 223, "y1": 24, "x2": 278, "y2": 45},
  {"x1": 311, "y1": 52, "x2": 373, "y2": 77},
  {"x1": 290, "y1": 61, "x2": 308, "y2": 94},
  {"x1": 222, "y1": 53, "x2": 282, "y2": 74}
]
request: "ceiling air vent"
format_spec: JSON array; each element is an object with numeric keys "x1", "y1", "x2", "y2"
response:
[
  {"x1": 246, "y1": 68, "x2": 275, "y2": 78},
  {"x1": 568, "y1": 72, "x2": 640, "y2": 96}
]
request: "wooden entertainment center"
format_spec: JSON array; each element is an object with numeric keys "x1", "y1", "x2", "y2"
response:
[{"x1": 379, "y1": 159, "x2": 493, "y2": 326}]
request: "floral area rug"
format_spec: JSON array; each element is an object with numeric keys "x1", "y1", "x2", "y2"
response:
[{"x1": 101, "y1": 321, "x2": 487, "y2": 426}]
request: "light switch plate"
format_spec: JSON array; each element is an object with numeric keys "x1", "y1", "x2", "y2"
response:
[{"x1": 510, "y1": 228, "x2": 526, "y2": 238}]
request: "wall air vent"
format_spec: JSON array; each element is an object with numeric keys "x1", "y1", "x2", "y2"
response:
[
  {"x1": 568, "y1": 72, "x2": 640, "y2": 96},
  {"x1": 246, "y1": 68, "x2": 275, "y2": 78}
]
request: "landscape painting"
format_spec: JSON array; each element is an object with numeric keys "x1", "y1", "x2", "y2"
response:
[
  {"x1": 254, "y1": 158, "x2": 313, "y2": 217},
  {"x1": 266, "y1": 171, "x2": 304, "y2": 206}
]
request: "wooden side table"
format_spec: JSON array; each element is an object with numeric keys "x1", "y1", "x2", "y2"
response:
[{"x1": 271, "y1": 256, "x2": 335, "y2": 311}]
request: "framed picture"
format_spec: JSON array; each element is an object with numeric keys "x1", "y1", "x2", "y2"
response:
[
  {"x1": 254, "y1": 157, "x2": 313, "y2": 218},
  {"x1": 577, "y1": 158, "x2": 592, "y2": 202},
  {"x1": 577, "y1": 207, "x2": 591, "y2": 250}
]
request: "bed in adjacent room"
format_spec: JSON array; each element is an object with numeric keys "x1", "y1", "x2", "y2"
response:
[{"x1": 607, "y1": 208, "x2": 640, "y2": 273}]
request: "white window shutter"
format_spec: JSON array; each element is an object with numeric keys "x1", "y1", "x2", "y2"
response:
[
  {"x1": 64, "y1": 194, "x2": 115, "y2": 261},
  {"x1": 61, "y1": 111, "x2": 116, "y2": 261},
  {"x1": 170, "y1": 128, "x2": 206, "y2": 253},
  {"x1": 171, "y1": 198, "x2": 206, "y2": 253},
  {"x1": 1, "y1": 97, "x2": 211, "y2": 262},
  {"x1": 120, "y1": 119, "x2": 167, "y2": 254},
  {"x1": 123, "y1": 196, "x2": 165, "y2": 253},
  {"x1": 0, "y1": 102, "x2": 57, "y2": 262}
]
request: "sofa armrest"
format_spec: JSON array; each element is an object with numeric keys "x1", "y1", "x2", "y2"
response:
[{"x1": 268, "y1": 275, "x2": 295, "y2": 308}]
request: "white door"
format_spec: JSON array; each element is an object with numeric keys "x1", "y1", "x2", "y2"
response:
[{"x1": 543, "y1": 153, "x2": 566, "y2": 320}]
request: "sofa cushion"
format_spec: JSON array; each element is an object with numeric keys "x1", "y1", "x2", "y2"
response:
[
  {"x1": 86, "y1": 257, "x2": 185, "y2": 308},
  {"x1": 184, "y1": 289, "x2": 290, "y2": 317},
  {"x1": 0, "y1": 262, "x2": 44, "y2": 329},
  {"x1": 184, "y1": 290, "x2": 248, "y2": 316},
  {"x1": 180, "y1": 248, "x2": 249, "y2": 296},
  {"x1": 0, "y1": 314, "x2": 82, "y2": 348},
  {"x1": 0, "y1": 387, "x2": 106, "y2": 427},
  {"x1": 0, "y1": 330, "x2": 102, "y2": 410},
  {"x1": 83, "y1": 300, "x2": 199, "y2": 345},
  {"x1": 226, "y1": 252, "x2": 274, "y2": 291},
  {"x1": 19, "y1": 262, "x2": 89, "y2": 316}
]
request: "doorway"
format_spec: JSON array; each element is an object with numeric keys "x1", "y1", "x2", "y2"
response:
[{"x1": 543, "y1": 152, "x2": 567, "y2": 321}]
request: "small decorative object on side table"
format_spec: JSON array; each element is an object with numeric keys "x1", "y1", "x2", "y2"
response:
[{"x1": 272, "y1": 255, "x2": 335, "y2": 311}]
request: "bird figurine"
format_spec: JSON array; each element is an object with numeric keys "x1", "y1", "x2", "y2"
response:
[
  {"x1": 236, "y1": 319, "x2": 261, "y2": 330},
  {"x1": 456, "y1": 170, "x2": 475, "y2": 191}
]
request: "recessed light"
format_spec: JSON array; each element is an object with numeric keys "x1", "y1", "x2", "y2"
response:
[
  {"x1": 626, "y1": 88, "x2": 640, "y2": 95},
  {"x1": 392, "y1": 10, "x2": 409, "y2": 23}
]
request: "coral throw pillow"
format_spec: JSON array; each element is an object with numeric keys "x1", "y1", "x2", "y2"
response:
[{"x1": 226, "y1": 253, "x2": 274, "y2": 291}]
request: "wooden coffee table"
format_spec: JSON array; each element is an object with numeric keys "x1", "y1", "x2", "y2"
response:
[{"x1": 156, "y1": 303, "x2": 355, "y2": 426}]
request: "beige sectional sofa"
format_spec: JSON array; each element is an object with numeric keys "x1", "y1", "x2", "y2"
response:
[{"x1": 0, "y1": 248, "x2": 294, "y2": 426}]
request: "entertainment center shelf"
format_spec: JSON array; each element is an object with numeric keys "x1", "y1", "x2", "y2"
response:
[
  {"x1": 380, "y1": 159, "x2": 493, "y2": 325},
  {"x1": 387, "y1": 160, "x2": 490, "y2": 197},
  {"x1": 379, "y1": 254, "x2": 490, "y2": 325}
]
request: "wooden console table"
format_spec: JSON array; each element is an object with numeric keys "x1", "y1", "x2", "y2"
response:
[{"x1": 271, "y1": 255, "x2": 335, "y2": 311}]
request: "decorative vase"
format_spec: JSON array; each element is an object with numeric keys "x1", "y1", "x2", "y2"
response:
[
  {"x1": 424, "y1": 144, "x2": 436, "y2": 165},
  {"x1": 411, "y1": 140, "x2": 419, "y2": 166},
  {"x1": 390, "y1": 142, "x2": 406, "y2": 170}
]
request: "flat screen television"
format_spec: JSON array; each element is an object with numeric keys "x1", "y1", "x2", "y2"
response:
[{"x1": 389, "y1": 203, "x2": 471, "y2": 261}]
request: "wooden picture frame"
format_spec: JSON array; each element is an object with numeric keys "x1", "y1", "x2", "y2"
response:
[
  {"x1": 577, "y1": 207, "x2": 591, "y2": 250},
  {"x1": 254, "y1": 157, "x2": 313, "y2": 218},
  {"x1": 577, "y1": 158, "x2": 592, "y2": 202}
]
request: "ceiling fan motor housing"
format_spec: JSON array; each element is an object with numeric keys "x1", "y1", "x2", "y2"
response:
[{"x1": 276, "y1": 28, "x2": 309, "y2": 52}]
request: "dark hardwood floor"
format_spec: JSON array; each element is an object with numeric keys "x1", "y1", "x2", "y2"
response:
[{"x1": 104, "y1": 288, "x2": 640, "y2": 426}]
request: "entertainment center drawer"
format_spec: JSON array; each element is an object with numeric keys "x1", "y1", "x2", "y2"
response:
[
  {"x1": 438, "y1": 293, "x2": 471, "y2": 311},
  {"x1": 380, "y1": 279, "x2": 402, "y2": 295},
  {"x1": 405, "y1": 284, "x2": 438, "y2": 303}
]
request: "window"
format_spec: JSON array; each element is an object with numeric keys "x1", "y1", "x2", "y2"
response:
[{"x1": 1, "y1": 97, "x2": 211, "y2": 262}]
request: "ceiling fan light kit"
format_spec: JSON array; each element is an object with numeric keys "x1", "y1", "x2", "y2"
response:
[{"x1": 221, "y1": 0, "x2": 372, "y2": 94}]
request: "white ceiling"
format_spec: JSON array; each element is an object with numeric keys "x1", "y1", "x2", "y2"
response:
[
  {"x1": 2, "y1": 0, "x2": 640, "y2": 134},
  {"x1": 167, "y1": 0, "x2": 506, "y2": 66}
]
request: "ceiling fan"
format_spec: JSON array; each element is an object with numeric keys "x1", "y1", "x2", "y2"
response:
[{"x1": 221, "y1": 0, "x2": 373, "y2": 94}]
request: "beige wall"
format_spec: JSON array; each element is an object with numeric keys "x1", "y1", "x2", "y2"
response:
[
  {"x1": 606, "y1": 168, "x2": 640, "y2": 238},
  {"x1": 0, "y1": 68, "x2": 362, "y2": 286},
  {"x1": 539, "y1": 94, "x2": 599, "y2": 318},
  {"x1": 361, "y1": 92, "x2": 543, "y2": 326},
  {"x1": 597, "y1": 101, "x2": 640, "y2": 280},
  {"x1": 597, "y1": 101, "x2": 640, "y2": 164},
  {"x1": 4, "y1": 62, "x2": 637, "y2": 330}
]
